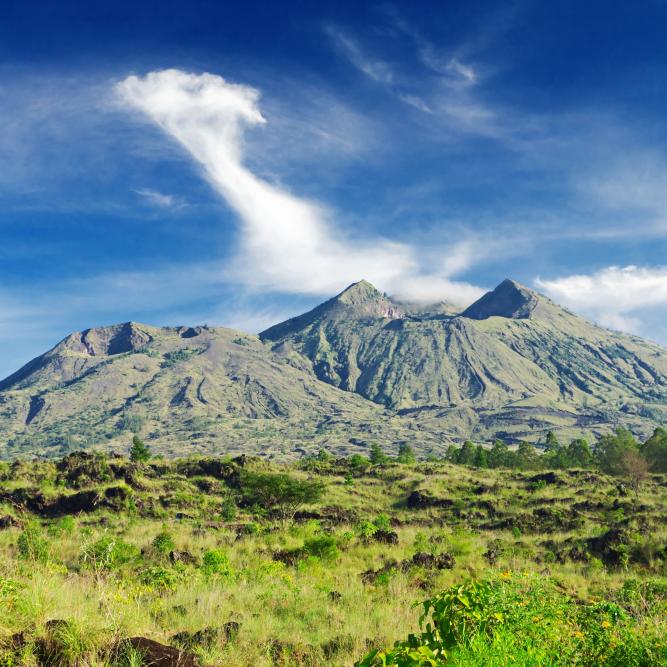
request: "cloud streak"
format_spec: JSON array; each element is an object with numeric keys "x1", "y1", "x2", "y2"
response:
[
  {"x1": 115, "y1": 69, "x2": 482, "y2": 304},
  {"x1": 536, "y1": 265, "x2": 667, "y2": 333}
]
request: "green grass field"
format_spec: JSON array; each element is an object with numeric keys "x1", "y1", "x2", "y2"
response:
[{"x1": 0, "y1": 452, "x2": 666, "y2": 665}]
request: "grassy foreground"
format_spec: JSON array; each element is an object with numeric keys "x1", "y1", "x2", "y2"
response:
[{"x1": 0, "y1": 452, "x2": 666, "y2": 665}]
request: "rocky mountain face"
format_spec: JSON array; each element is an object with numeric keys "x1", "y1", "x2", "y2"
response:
[{"x1": 1, "y1": 279, "x2": 666, "y2": 459}]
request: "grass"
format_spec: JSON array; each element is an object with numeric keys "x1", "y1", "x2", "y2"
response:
[{"x1": 0, "y1": 454, "x2": 665, "y2": 665}]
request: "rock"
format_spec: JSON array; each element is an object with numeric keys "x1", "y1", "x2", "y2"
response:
[
  {"x1": 410, "y1": 552, "x2": 455, "y2": 570},
  {"x1": 328, "y1": 590, "x2": 342, "y2": 603},
  {"x1": 373, "y1": 529, "x2": 399, "y2": 545},
  {"x1": 272, "y1": 549, "x2": 303, "y2": 566},
  {"x1": 266, "y1": 638, "x2": 319, "y2": 666},
  {"x1": 406, "y1": 490, "x2": 453, "y2": 509},
  {"x1": 587, "y1": 528, "x2": 632, "y2": 568},
  {"x1": 0, "y1": 515, "x2": 21, "y2": 529},
  {"x1": 528, "y1": 472, "x2": 561, "y2": 486},
  {"x1": 169, "y1": 550, "x2": 198, "y2": 566},
  {"x1": 222, "y1": 621, "x2": 240, "y2": 642},
  {"x1": 122, "y1": 637, "x2": 201, "y2": 667},
  {"x1": 172, "y1": 626, "x2": 218, "y2": 650}
]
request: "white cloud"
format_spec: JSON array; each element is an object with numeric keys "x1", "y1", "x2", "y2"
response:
[
  {"x1": 324, "y1": 26, "x2": 394, "y2": 84},
  {"x1": 115, "y1": 69, "x2": 482, "y2": 303},
  {"x1": 134, "y1": 188, "x2": 185, "y2": 209},
  {"x1": 536, "y1": 265, "x2": 667, "y2": 333}
]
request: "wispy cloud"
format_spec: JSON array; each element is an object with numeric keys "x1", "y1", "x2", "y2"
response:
[
  {"x1": 323, "y1": 22, "x2": 510, "y2": 143},
  {"x1": 324, "y1": 25, "x2": 394, "y2": 84},
  {"x1": 115, "y1": 69, "x2": 483, "y2": 304},
  {"x1": 134, "y1": 188, "x2": 186, "y2": 209},
  {"x1": 536, "y1": 265, "x2": 667, "y2": 334}
]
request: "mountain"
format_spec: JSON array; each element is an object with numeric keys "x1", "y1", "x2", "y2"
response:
[{"x1": 1, "y1": 279, "x2": 666, "y2": 459}]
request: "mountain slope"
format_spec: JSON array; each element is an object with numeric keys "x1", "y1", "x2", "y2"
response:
[
  {"x1": 2, "y1": 278, "x2": 667, "y2": 459},
  {"x1": 0, "y1": 323, "x2": 401, "y2": 459},
  {"x1": 261, "y1": 279, "x2": 667, "y2": 438}
]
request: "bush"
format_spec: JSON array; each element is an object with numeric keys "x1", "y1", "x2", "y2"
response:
[
  {"x1": 240, "y1": 471, "x2": 324, "y2": 522},
  {"x1": 129, "y1": 435, "x2": 151, "y2": 462},
  {"x1": 201, "y1": 549, "x2": 232, "y2": 577},
  {"x1": 303, "y1": 535, "x2": 339, "y2": 561},
  {"x1": 17, "y1": 523, "x2": 50, "y2": 563},
  {"x1": 81, "y1": 536, "x2": 139, "y2": 570},
  {"x1": 220, "y1": 497, "x2": 237, "y2": 521},
  {"x1": 357, "y1": 573, "x2": 667, "y2": 666},
  {"x1": 140, "y1": 566, "x2": 182, "y2": 590},
  {"x1": 151, "y1": 529, "x2": 176, "y2": 558}
]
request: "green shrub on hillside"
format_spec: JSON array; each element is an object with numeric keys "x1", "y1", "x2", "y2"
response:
[
  {"x1": 17, "y1": 523, "x2": 50, "y2": 563},
  {"x1": 357, "y1": 573, "x2": 667, "y2": 666}
]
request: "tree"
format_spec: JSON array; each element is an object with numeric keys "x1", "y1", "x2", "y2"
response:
[
  {"x1": 488, "y1": 439, "x2": 512, "y2": 468},
  {"x1": 566, "y1": 438, "x2": 593, "y2": 468},
  {"x1": 515, "y1": 441, "x2": 540, "y2": 470},
  {"x1": 240, "y1": 471, "x2": 325, "y2": 523},
  {"x1": 620, "y1": 449, "x2": 650, "y2": 499},
  {"x1": 596, "y1": 428, "x2": 639, "y2": 476},
  {"x1": 369, "y1": 443, "x2": 389, "y2": 466},
  {"x1": 641, "y1": 427, "x2": 667, "y2": 472},
  {"x1": 397, "y1": 443, "x2": 416, "y2": 464},
  {"x1": 348, "y1": 454, "x2": 369, "y2": 471},
  {"x1": 316, "y1": 449, "x2": 332, "y2": 463},
  {"x1": 544, "y1": 431, "x2": 560, "y2": 452},
  {"x1": 456, "y1": 440, "x2": 476, "y2": 466},
  {"x1": 129, "y1": 435, "x2": 151, "y2": 462},
  {"x1": 473, "y1": 445, "x2": 489, "y2": 468}
]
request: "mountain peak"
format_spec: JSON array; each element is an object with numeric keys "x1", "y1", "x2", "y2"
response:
[
  {"x1": 260, "y1": 280, "x2": 401, "y2": 341},
  {"x1": 462, "y1": 278, "x2": 541, "y2": 320}
]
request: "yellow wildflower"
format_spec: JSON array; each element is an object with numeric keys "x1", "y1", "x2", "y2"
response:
[{"x1": 601, "y1": 620, "x2": 612, "y2": 629}]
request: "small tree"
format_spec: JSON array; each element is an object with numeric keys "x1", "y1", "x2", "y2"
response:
[
  {"x1": 515, "y1": 441, "x2": 540, "y2": 470},
  {"x1": 566, "y1": 438, "x2": 593, "y2": 468},
  {"x1": 641, "y1": 427, "x2": 667, "y2": 472},
  {"x1": 129, "y1": 435, "x2": 151, "y2": 462},
  {"x1": 473, "y1": 445, "x2": 489, "y2": 468},
  {"x1": 620, "y1": 449, "x2": 650, "y2": 499},
  {"x1": 596, "y1": 428, "x2": 638, "y2": 476},
  {"x1": 456, "y1": 441, "x2": 476, "y2": 466},
  {"x1": 544, "y1": 431, "x2": 560, "y2": 452},
  {"x1": 488, "y1": 439, "x2": 512, "y2": 468},
  {"x1": 240, "y1": 471, "x2": 325, "y2": 523},
  {"x1": 397, "y1": 443, "x2": 416, "y2": 464},
  {"x1": 316, "y1": 448, "x2": 333, "y2": 463},
  {"x1": 369, "y1": 443, "x2": 389, "y2": 466}
]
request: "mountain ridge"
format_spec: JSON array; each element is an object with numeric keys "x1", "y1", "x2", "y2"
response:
[{"x1": 1, "y1": 278, "x2": 666, "y2": 460}]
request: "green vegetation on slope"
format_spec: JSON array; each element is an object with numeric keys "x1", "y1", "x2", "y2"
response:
[{"x1": 0, "y1": 447, "x2": 666, "y2": 665}]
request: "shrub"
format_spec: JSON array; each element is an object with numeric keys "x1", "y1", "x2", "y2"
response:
[
  {"x1": 201, "y1": 549, "x2": 232, "y2": 577},
  {"x1": 17, "y1": 523, "x2": 50, "y2": 563},
  {"x1": 81, "y1": 536, "x2": 139, "y2": 570},
  {"x1": 220, "y1": 497, "x2": 237, "y2": 521},
  {"x1": 151, "y1": 529, "x2": 176, "y2": 558},
  {"x1": 356, "y1": 520, "x2": 378, "y2": 541},
  {"x1": 240, "y1": 471, "x2": 324, "y2": 523},
  {"x1": 140, "y1": 566, "x2": 182, "y2": 591},
  {"x1": 129, "y1": 435, "x2": 151, "y2": 462},
  {"x1": 356, "y1": 574, "x2": 667, "y2": 666},
  {"x1": 373, "y1": 513, "x2": 391, "y2": 531},
  {"x1": 303, "y1": 535, "x2": 339, "y2": 561}
]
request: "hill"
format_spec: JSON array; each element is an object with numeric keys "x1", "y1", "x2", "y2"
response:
[{"x1": 1, "y1": 279, "x2": 667, "y2": 458}]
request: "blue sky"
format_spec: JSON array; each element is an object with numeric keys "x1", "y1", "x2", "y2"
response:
[{"x1": 2, "y1": 0, "x2": 667, "y2": 377}]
